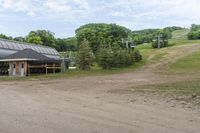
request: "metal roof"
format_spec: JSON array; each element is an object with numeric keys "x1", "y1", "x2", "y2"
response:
[
  {"x1": 3, "y1": 49, "x2": 53, "y2": 61},
  {"x1": 0, "y1": 49, "x2": 62, "y2": 63},
  {"x1": 0, "y1": 39, "x2": 59, "y2": 56}
]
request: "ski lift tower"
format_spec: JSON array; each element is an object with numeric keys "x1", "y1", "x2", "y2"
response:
[
  {"x1": 121, "y1": 38, "x2": 135, "y2": 52},
  {"x1": 155, "y1": 34, "x2": 163, "y2": 49}
]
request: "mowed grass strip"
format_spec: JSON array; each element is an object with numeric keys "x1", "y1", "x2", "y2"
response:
[{"x1": 169, "y1": 50, "x2": 200, "y2": 74}]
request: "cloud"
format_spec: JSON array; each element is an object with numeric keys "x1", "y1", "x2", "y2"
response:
[
  {"x1": 45, "y1": 0, "x2": 71, "y2": 13},
  {"x1": 0, "y1": 0, "x2": 37, "y2": 16},
  {"x1": 1, "y1": 0, "x2": 200, "y2": 37}
]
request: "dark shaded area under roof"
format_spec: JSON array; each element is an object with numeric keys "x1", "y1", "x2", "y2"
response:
[{"x1": 4, "y1": 49, "x2": 57, "y2": 61}]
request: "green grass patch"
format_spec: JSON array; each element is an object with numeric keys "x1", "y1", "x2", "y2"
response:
[
  {"x1": 171, "y1": 29, "x2": 190, "y2": 40},
  {"x1": 169, "y1": 50, "x2": 200, "y2": 74},
  {"x1": 0, "y1": 61, "x2": 146, "y2": 81},
  {"x1": 137, "y1": 43, "x2": 152, "y2": 50},
  {"x1": 150, "y1": 52, "x2": 167, "y2": 62}
]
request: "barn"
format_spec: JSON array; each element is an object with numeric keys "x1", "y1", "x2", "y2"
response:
[{"x1": 0, "y1": 39, "x2": 67, "y2": 77}]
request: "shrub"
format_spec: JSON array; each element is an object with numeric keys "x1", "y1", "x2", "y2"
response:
[
  {"x1": 96, "y1": 48, "x2": 114, "y2": 69},
  {"x1": 133, "y1": 50, "x2": 142, "y2": 62},
  {"x1": 187, "y1": 24, "x2": 200, "y2": 40},
  {"x1": 76, "y1": 40, "x2": 93, "y2": 70},
  {"x1": 187, "y1": 30, "x2": 200, "y2": 40},
  {"x1": 97, "y1": 48, "x2": 142, "y2": 69}
]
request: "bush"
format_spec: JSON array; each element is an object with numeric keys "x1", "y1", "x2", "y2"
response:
[
  {"x1": 76, "y1": 40, "x2": 93, "y2": 70},
  {"x1": 187, "y1": 30, "x2": 200, "y2": 40},
  {"x1": 134, "y1": 50, "x2": 142, "y2": 62},
  {"x1": 187, "y1": 24, "x2": 200, "y2": 40},
  {"x1": 96, "y1": 48, "x2": 114, "y2": 69},
  {"x1": 97, "y1": 48, "x2": 142, "y2": 69}
]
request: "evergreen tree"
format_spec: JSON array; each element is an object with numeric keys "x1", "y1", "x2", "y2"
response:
[{"x1": 76, "y1": 40, "x2": 93, "y2": 70}]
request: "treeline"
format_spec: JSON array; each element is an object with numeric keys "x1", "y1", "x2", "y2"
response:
[
  {"x1": 76, "y1": 39, "x2": 142, "y2": 70},
  {"x1": 132, "y1": 26, "x2": 184, "y2": 45},
  {"x1": 0, "y1": 24, "x2": 184, "y2": 53},
  {"x1": 187, "y1": 24, "x2": 200, "y2": 40},
  {"x1": 75, "y1": 23, "x2": 143, "y2": 70},
  {"x1": 76, "y1": 23, "x2": 132, "y2": 53},
  {"x1": 0, "y1": 30, "x2": 77, "y2": 52},
  {"x1": 0, "y1": 23, "x2": 185, "y2": 70}
]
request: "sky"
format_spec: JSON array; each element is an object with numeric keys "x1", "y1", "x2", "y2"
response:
[{"x1": 0, "y1": 0, "x2": 200, "y2": 38}]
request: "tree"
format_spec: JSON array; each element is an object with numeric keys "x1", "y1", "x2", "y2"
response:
[
  {"x1": 132, "y1": 29, "x2": 160, "y2": 45},
  {"x1": 14, "y1": 36, "x2": 26, "y2": 42},
  {"x1": 26, "y1": 30, "x2": 55, "y2": 47},
  {"x1": 75, "y1": 23, "x2": 131, "y2": 53},
  {"x1": 163, "y1": 26, "x2": 183, "y2": 32},
  {"x1": 132, "y1": 26, "x2": 183, "y2": 45},
  {"x1": 0, "y1": 34, "x2": 13, "y2": 40},
  {"x1": 55, "y1": 37, "x2": 77, "y2": 52},
  {"x1": 187, "y1": 24, "x2": 200, "y2": 40},
  {"x1": 76, "y1": 40, "x2": 93, "y2": 70},
  {"x1": 97, "y1": 47, "x2": 141, "y2": 69},
  {"x1": 96, "y1": 48, "x2": 114, "y2": 69},
  {"x1": 26, "y1": 31, "x2": 42, "y2": 44}
]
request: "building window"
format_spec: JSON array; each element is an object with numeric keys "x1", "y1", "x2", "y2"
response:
[
  {"x1": 13, "y1": 64, "x2": 15, "y2": 68},
  {"x1": 21, "y1": 63, "x2": 24, "y2": 68}
]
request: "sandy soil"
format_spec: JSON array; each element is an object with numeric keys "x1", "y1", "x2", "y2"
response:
[{"x1": 0, "y1": 44, "x2": 200, "y2": 133}]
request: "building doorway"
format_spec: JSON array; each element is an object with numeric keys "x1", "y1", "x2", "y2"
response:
[
  {"x1": 20, "y1": 63, "x2": 25, "y2": 76},
  {"x1": 0, "y1": 62, "x2": 9, "y2": 76}
]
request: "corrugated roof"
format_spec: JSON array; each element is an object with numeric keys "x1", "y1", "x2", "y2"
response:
[
  {"x1": 0, "y1": 39, "x2": 59, "y2": 56},
  {"x1": 4, "y1": 49, "x2": 54, "y2": 61}
]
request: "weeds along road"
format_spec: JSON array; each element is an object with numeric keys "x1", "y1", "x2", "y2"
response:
[{"x1": 0, "y1": 44, "x2": 200, "y2": 133}]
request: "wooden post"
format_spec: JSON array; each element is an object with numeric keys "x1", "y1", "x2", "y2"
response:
[
  {"x1": 53, "y1": 64, "x2": 55, "y2": 74},
  {"x1": 45, "y1": 63, "x2": 47, "y2": 75},
  {"x1": 26, "y1": 61, "x2": 30, "y2": 76}
]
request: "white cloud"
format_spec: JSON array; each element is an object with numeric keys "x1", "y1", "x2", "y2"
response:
[
  {"x1": 1, "y1": 0, "x2": 200, "y2": 37},
  {"x1": 74, "y1": 0, "x2": 90, "y2": 10},
  {"x1": 45, "y1": 0, "x2": 71, "y2": 13},
  {"x1": 0, "y1": 0, "x2": 36, "y2": 16}
]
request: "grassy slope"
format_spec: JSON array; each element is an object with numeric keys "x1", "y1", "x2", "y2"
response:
[
  {"x1": 168, "y1": 29, "x2": 200, "y2": 73},
  {"x1": 170, "y1": 29, "x2": 200, "y2": 45},
  {"x1": 169, "y1": 50, "x2": 200, "y2": 74},
  {"x1": 135, "y1": 29, "x2": 200, "y2": 105}
]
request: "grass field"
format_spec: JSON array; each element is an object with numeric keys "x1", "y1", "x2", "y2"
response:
[{"x1": 169, "y1": 50, "x2": 200, "y2": 74}]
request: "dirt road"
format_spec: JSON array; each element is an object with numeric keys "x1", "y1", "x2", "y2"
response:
[{"x1": 0, "y1": 44, "x2": 200, "y2": 133}]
